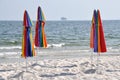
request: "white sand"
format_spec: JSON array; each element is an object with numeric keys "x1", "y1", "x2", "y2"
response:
[{"x1": 0, "y1": 55, "x2": 120, "y2": 80}]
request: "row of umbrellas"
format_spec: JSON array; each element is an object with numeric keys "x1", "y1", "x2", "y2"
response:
[
  {"x1": 21, "y1": 6, "x2": 47, "y2": 58},
  {"x1": 21, "y1": 7, "x2": 107, "y2": 59}
]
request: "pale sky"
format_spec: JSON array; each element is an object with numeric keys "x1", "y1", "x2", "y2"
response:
[{"x1": 0, "y1": 0, "x2": 120, "y2": 20}]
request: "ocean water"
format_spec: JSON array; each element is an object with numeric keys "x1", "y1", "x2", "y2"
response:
[{"x1": 0, "y1": 20, "x2": 120, "y2": 60}]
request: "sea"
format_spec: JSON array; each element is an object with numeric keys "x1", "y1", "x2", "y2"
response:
[{"x1": 0, "y1": 20, "x2": 120, "y2": 62}]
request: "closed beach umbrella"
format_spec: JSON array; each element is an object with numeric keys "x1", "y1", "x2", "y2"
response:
[
  {"x1": 35, "y1": 6, "x2": 47, "y2": 48},
  {"x1": 21, "y1": 10, "x2": 36, "y2": 58},
  {"x1": 90, "y1": 9, "x2": 107, "y2": 73},
  {"x1": 90, "y1": 9, "x2": 107, "y2": 53}
]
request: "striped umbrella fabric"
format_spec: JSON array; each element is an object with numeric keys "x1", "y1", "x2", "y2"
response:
[
  {"x1": 21, "y1": 10, "x2": 36, "y2": 58},
  {"x1": 90, "y1": 9, "x2": 107, "y2": 53},
  {"x1": 35, "y1": 6, "x2": 47, "y2": 48}
]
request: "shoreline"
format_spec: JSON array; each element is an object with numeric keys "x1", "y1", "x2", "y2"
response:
[{"x1": 0, "y1": 52, "x2": 120, "y2": 63}]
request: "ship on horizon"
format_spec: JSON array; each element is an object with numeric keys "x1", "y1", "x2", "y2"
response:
[{"x1": 61, "y1": 17, "x2": 67, "y2": 21}]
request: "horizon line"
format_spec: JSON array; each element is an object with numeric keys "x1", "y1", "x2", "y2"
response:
[{"x1": 0, "y1": 19, "x2": 120, "y2": 21}]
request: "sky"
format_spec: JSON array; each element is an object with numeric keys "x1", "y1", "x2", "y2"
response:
[{"x1": 0, "y1": 0, "x2": 120, "y2": 20}]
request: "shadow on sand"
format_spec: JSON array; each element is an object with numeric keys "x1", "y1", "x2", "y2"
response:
[
  {"x1": 84, "y1": 69, "x2": 96, "y2": 74},
  {"x1": 40, "y1": 73, "x2": 76, "y2": 77}
]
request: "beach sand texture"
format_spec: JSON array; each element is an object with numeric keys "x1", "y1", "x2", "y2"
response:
[{"x1": 0, "y1": 55, "x2": 120, "y2": 80}]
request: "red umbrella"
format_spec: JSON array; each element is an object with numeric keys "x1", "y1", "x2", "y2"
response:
[{"x1": 90, "y1": 9, "x2": 107, "y2": 54}]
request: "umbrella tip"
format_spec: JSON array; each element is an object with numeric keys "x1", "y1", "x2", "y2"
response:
[
  {"x1": 93, "y1": 9, "x2": 97, "y2": 12},
  {"x1": 24, "y1": 10, "x2": 28, "y2": 14},
  {"x1": 38, "y1": 6, "x2": 41, "y2": 8},
  {"x1": 38, "y1": 6, "x2": 41, "y2": 10},
  {"x1": 97, "y1": 9, "x2": 100, "y2": 12},
  {"x1": 24, "y1": 10, "x2": 27, "y2": 12}
]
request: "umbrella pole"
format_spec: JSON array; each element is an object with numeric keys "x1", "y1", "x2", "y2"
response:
[
  {"x1": 4, "y1": 53, "x2": 7, "y2": 71},
  {"x1": 19, "y1": 52, "x2": 20, "y2": 68},
  {"x1": 16, "y1": 52, "x2": 20, "y2": 72},
  {"x1": 26, "y1": 58, "x2": 28, "y2": 72},
  {"x1": 96, "y1": 53, "x2": 100, "y2": 74},
  {"x1": 36, "y1": 47, "x2": 39, "y2": 64},
  {"x1": 90, "y1": 49, "x2": 94, "y2": 69}
]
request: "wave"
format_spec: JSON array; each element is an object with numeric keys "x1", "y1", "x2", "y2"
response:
[
  {"x1": 0, "y1": 43, "x2": 65, "y2": 50},
  {"x1": 47, "y1": 43, "x2": 65, "y2": 48},
  {"x1": 0, "y1": 46, "x2": 21, "y2": 50},
  {"x1": 0, "y1": 45, "x2": 120, "y2": 54},
  {"x1": 107, "y1": 47, "x2": 120, "y2": 52}
]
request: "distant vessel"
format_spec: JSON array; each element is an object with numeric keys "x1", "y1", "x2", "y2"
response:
[{"x1": 61, "y1": 17, "x2": 67, "y2": 21}]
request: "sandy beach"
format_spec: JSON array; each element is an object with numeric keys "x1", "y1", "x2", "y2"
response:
[{"x1": 0, "y1": 54, "x2": 120, "y2": 80}]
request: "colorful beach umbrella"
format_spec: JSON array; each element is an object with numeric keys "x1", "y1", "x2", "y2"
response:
[
  {"x1": 90, "y1": 9, "x2": 107, "y2": 53},
  {"x1": 35, "y1": 6, "x2": 47, "y2": 48},
  {"x1": 21, "y1": 10, "x2": 36, "y2": 58}
]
